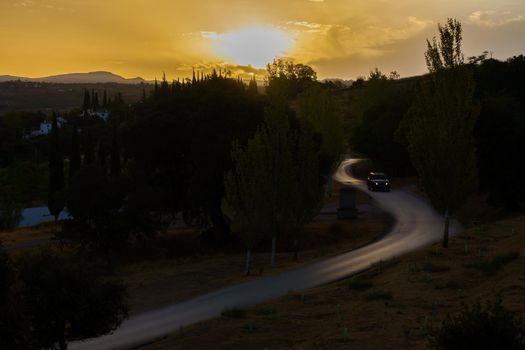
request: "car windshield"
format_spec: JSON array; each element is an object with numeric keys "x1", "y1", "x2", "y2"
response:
[{"x1": 371, "y1": 174, "x2": 387, "y2": 180}]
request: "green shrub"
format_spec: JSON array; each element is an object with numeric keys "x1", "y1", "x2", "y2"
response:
[{"x1": 430, "y1": 299, "x2": 525, "y2": 350}]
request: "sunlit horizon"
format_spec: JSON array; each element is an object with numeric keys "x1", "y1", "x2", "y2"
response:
[{"x1": 1, "y1": 0, "x2": 524, "y2": 80}]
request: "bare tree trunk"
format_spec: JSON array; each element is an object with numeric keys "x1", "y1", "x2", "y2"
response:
[
  {"x1": 271, "y1": 237, "x2": 276, "y2": 266},
  {"x1": 443, "y1": 208, "x2": 450, "y2": 248},
  {"x1": 245, "y1": 248, "x2": 252, "y2": 275}
]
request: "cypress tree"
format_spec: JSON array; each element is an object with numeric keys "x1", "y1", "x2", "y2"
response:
[
  {"x1": 84, "y1": 131, "x2": 95, "y2": 165},
  {"x1": 248, "y1": 76, "x2": 258, "y2": 95},
  {"x1": 91, "y1": 89, "x2": 95, "y2": 109},
  {"x1": 83, "y1": 90, "x2": 91, "y2": 112},
  {"x1": 103, "y1": 90, "x2": 108, "y2": 108},
  {"x1": 48, "y1": 115, "x2": 65, "y2": 223},
  {"x1": 93, "y1": 92, "x2": 100, "y2": 111},
  {"x1": 69, "y1": 121, "x2": 81, "y2": 183},
  {"x1": 110, "y1": 125, "x2": 121, "y2": 179}
]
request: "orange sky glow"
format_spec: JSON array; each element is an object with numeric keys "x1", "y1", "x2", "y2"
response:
[{"x1": 1, "y1": 0, "x2": 524, "y2": 80}]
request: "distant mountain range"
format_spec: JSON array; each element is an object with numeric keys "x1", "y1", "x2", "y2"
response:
[{"x1": 0, "y1": 71, "x2": 149, "y2": 84}]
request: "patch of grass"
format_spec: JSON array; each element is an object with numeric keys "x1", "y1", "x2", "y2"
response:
[
  {"x1": 365, "y1": 290, "x2": 392, "y2": 301},
  {"x1": 463, "y1": 251, "x2": 520, "y2": 275},
  {"x1": 221, "y1": 307, "x2": 247, "y2": 319},
  {"x1": 348, "y1": 277, "x2": 373, "y2": 291},
  {"x1": 423, "y1": 261, "x2": 451, "y2": 273}
]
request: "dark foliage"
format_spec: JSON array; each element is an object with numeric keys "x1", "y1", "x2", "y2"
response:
[
  {"x1": 47, "y1": 115, "x2": 65, "y2": 222},
  {"x1": 430, "y1": 299, "x2": 525, "y2": 350},
  {"x1": 124, "y1": 74, "x2": 265, "y2": 242},
  {"x1": 0, "y1": 244, "x2": 32, "y2": 349},
  {"x1": 17, "y1": 250, "x2": 128, "y2": 350}
]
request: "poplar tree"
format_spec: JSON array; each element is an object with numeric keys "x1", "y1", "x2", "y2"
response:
[
  {"x1": 404, "y1": 19, "x2": 478, "y2": 248},
  {"x1": 48, "y1": 115, "x2": 65, "y2": 223},
  {"x1": 224, "y1": 101, "x2": 294, "y2": 271}
]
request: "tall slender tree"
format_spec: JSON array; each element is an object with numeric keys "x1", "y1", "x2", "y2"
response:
[
  {"x1": 69, "y1": 121, "x2": 81, "y2": 183},
  {"x1": 83, "y1": 132, "x2": 95, "y2": 166},
  {"x1": 82, "y1": 90, "x2": 91, "y2": 112},
  {"x1": 404, "y1": 18, "x2": 478, "y2": 248},
  {"x1": 110, "y1": 125, "x2": 121, "y2": 179},
  {"x1": 48, "y1": 115, "x2": 65, "y2": 223}
]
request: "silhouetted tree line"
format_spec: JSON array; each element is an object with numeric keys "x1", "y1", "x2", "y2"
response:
[{"x1": 349, "y1": 54, "x2": 525, "y2": 210}]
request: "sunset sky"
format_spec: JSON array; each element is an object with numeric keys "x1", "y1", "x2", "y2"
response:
[{"x1": 1, "y1": 0, "x2": 524, "y2": 80}]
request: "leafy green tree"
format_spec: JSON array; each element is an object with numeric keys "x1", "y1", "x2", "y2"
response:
[
  {"x1": 225, "y1": 103, "x2": 294, "y2": 270},
  {"x1": 403, "y1": 19, "x2": 478, "y2": 247},
  {"x1": 350, "y1": 69, "x2": 414, "y2": 176},
  {"x1": 18, "y1": 250, "x2": 128, "y2": 350},
  {"x1": 298, "y1": 83, "x2": 345, "y2": 194},
  {"x1": 266, "y1": 58, "x2": 317, "y2": 98},
  {"x1": 48, "y1": 115, "x2": 65, "y2": 223},
  {"x1": 288, "y1": 129, "x2": 323, "y2": 260}
]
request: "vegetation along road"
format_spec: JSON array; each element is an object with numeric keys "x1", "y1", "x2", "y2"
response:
[{"x1": 71, "y1": 157, "x2": 461, "y2": 350}]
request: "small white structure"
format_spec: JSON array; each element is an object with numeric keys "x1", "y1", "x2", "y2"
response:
[
  {"x1": 81, "y1": 109, "x2": 110, "y2": 122},
  {"x1": 25, "y1": 118, "x2": 65, "y2": 139}
]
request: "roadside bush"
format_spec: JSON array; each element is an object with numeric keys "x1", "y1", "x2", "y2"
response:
[{"x1": 430, "y1": 299, "x2": 525, "y2": 350}]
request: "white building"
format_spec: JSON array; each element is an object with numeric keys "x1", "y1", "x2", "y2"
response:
[
  {"x1": 81, "y1": 109, "x2": 110, "y2": 122},
  {"x1": 25, "y1": 117, "x2": 65, "y2": 139}
]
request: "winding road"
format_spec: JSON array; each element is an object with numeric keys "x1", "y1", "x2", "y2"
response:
[{"x1": 71, "y1": 157, "x2": 461, "y2": 350}]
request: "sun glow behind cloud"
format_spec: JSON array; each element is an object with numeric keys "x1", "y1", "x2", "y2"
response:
[
  {"x1": 202, "y1": 26, "x2": 294, "y2": 68},
  {"x1": 1, "y1": 0, "x2": 524, "y2": 79}
]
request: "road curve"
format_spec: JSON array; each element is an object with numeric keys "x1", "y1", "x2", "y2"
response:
[{"x1": 71, "y1": 157, "x2": 461, "y2": 350}]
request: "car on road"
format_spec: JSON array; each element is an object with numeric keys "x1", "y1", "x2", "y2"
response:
[{"x1": 367, "y1": 172, "x2": 390, "y2": 191}]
